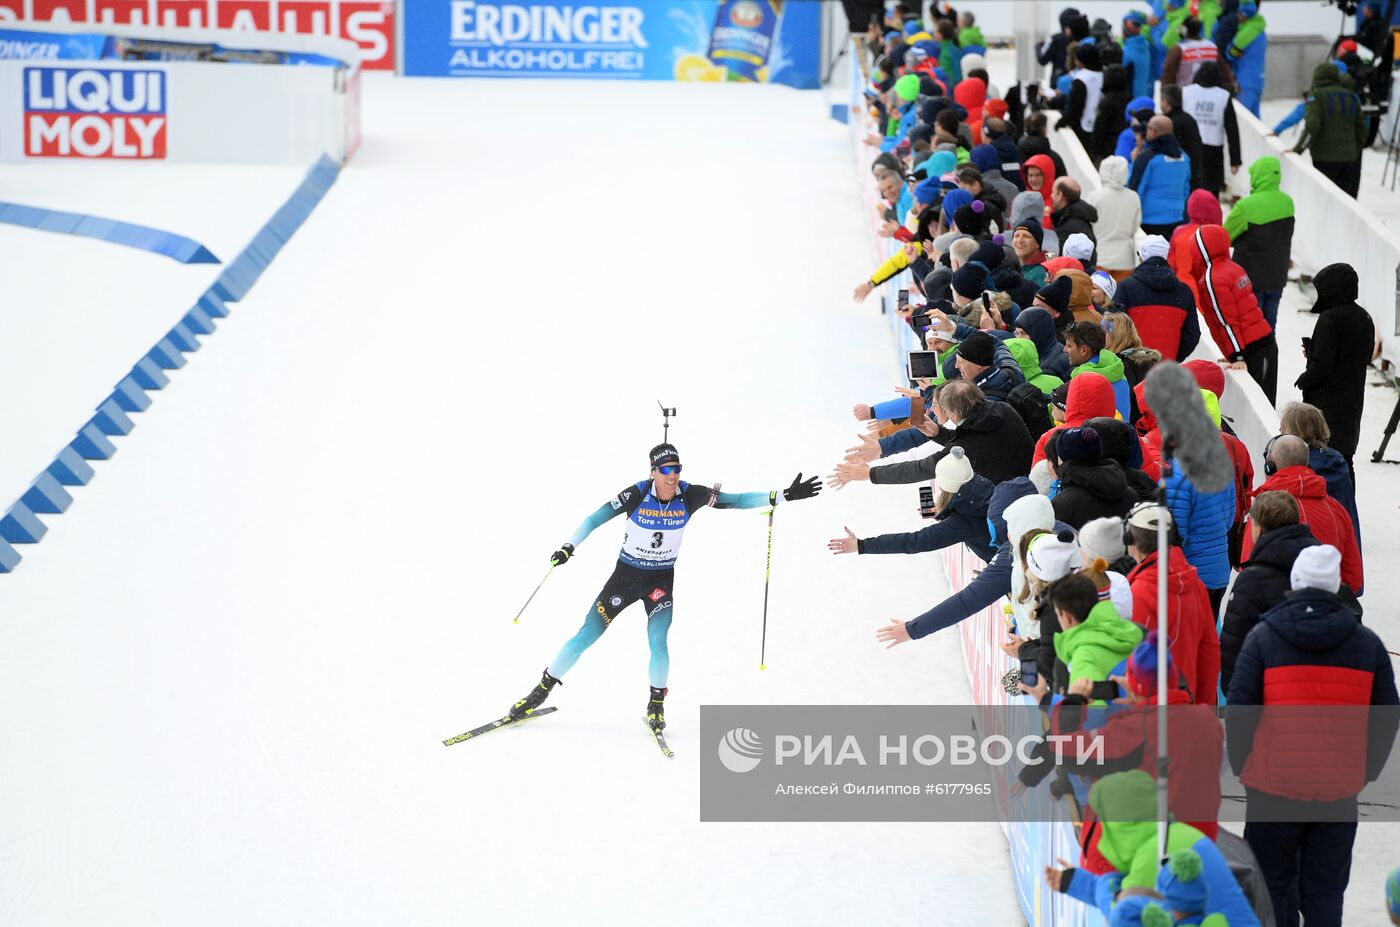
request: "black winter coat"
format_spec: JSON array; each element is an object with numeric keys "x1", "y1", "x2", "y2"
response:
[
  {"x1": 1051, "y1": 460, "x2": 1138, "y2": 529},
  {"x1": 870, "y1": 401, "x2": 1034, "y2": 486},
  {"x1": 1167, "y1": 107, "x2": 1207, "y2": 191},
  {"x1": 1295, "y1": 264, "x2": 1375, "y2": 459},
  {"x1": 1051, "y1": 199, "x2": 1100, "y2": 251},
  {"x1": 1219, "y1": 524, "x2": 1319, "y2": 693}
]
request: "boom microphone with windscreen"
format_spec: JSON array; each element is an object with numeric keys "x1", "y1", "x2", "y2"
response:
[{"x1": 1143, "y1": 361, "x2": 1233, "y2": 494}]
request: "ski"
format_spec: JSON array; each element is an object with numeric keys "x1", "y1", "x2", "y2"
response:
[
  {"x1": 443, "y1": 706, "x2": 558, "y2": 746},
  {"x1": 647, "y1": 720, "x2": 674, "y2": 758}
]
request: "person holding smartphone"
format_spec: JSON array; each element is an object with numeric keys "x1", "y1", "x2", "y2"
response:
[{"x1": 506, "y1": 444, "x2": 822, "y2": 732}]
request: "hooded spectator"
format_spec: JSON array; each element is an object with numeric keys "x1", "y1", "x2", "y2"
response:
[
  {"x1": 1295, "y1": 262, "x2": 1374, "y2": 477},
  {"x1": 1059, "y1": 233, "x2": 1096, "y2": 273},
  {"x1": 1296, "y1": 63, "x2": 1367, "y2": 198},
  {"x1": 1033, "y1": 274, "x2": 1077, "y2": 336},
  {"x1": 1224, "y1": 155, "x2": 1294, "y2": 331},
  {"x1": 1128, "y1": 116, "x2": 1192, "y2": 237},
  {"x1": 1120, "y1": 11, "x2": 1154, "y2": 99},
  {"x1": 1220, "y1": 491, "x2": 1326, "y2": 692},
  {"x1": 838, "y1": 447, "x2": 998, "y2": 562},
  {"x1": 1006, "y1": 337, "x2": 1065, "y2": 398},
  {"x1": 1050, "y1": 178, "x2": 1099, "y2": 255},
  {"x1": 1112, "y1": 235, "x2": 1201, "y2": 361},
  {"x1": 1183, "y1": 61, "x2": 1242, "y2": 195},
  {"x1": 1227, "y1": 543, "x2": 1399, "y2": 927},
  {"x1": 1017, "y1": 111, "x2": 1069, "y2": 183},
  {"x1": 1014, "y1": 307, "x2": 1072, "y2": 381},
  {"x1": 1022, "y1": 154, "x2": 1058, "y2": 230},
  {"x1": 1085, "y1": 156, "x2": 1141, "y2": 278},
  {"x1": 1065, "y1": 320, "x2": 1131, "y2": 419},
  {"x1": 1050, "y1": 427, "x2": 1140, "y2": 528},
  {"x1": 1083, "y1": 415, "x2": 1158, "y2": 494},
  {"x1": 1168, "y1": 188, "x2": 1224, "y2": 308},
  {"x1": 967, "y1": 145, "x2": 1019, "y2": 210},
  {"x1": 1226, "y1": 2, "x2": 1268, "y2": 115},
  {"x1": 1033, "y1": 372, "x2": 1117, "y2": 466},
  {"x1": 1050, "y1": 770, "x2": 1257, "y2": 923},
  {"x1": 1279, "y1": 401, "x2": 1360, "y2": 549},
  {"x1": 1088, "y1": 63, "x2": 1133, "y2": 165},
  {"x1": 1189, "y1": 224, "x2": 1278, "y2": 403},
  {"x1": 982, "y1": 239, "x2": 1039, "y2": 311},
  {"x1": 1244, "y1": 434, "x2": 1364, "y2": 594},
  {"x1": 953, "y1": 77, "x2": 987, "y2": 144},
  {"x1": 1161, "y1": 84, "x2": 1208, "y2": 191},
  {"x1": 1123, "y1": 504, "x2": 1221, "y2": 704}
]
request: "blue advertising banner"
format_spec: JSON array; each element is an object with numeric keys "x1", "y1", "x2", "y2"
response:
[
  {"x1": 401, "y1": 0, "x2": 820, "y2": 88},
  {"x1": 0, "y1": 29, "x2": 110, "y2": 61}
]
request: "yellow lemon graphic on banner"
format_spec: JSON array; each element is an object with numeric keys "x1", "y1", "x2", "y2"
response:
[{"x1": 675, "y1": 53, "x2": 724, "y2": 82}]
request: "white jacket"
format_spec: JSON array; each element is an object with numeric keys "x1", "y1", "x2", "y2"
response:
[{"x1": 1085, "y1": 156, "x2": 1142, "y2": 271}]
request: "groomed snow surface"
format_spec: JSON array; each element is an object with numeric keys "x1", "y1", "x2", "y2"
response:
[{"x1": 0, "y1": 76, "x2": 1022, "y2": 925}]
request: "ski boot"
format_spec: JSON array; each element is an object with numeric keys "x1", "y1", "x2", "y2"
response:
[
  {"x1": 646, "y1": 686, "x2": 667, "y2": 731},
  {"x1": 510, "y1": 668, "x2": 561, "y2": 719}
]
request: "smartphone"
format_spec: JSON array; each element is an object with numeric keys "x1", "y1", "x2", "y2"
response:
[
  {"x1": 907, "y1": 350, "x2": 941, "y2": 380},
  {"x1": 897, "y1": 289, "x2": 909, "y2": 312},
  {"x1": 1019, "y1": 659, "x2": 1038, "y2": 688},
  {"x1": 918, "y1": 484, "x2": 937, "y2": 519},
  {"x1": 1090, "y1": 680, "x2": 1120, "y2": 701}
]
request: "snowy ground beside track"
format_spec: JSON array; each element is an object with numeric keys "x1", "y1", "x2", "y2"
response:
[{"x1": 0, "y1": 75, "x2": 1022, "y2": 925}]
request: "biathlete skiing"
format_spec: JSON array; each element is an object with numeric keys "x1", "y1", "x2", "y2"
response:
[{"x1": 505, "y1": 442, "x2": 821, "y2": 743}]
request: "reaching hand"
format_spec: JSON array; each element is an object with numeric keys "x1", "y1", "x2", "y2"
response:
[
  {"x1": 1000, "y1": 634, "x2": 1028, "y2": 657},
  {"x1": 1044, "y1": 859, "x2": 1076, "y2": 894},
  {"x1": 893, "y1": 385, "x2": 922, "y2": 399},
  {"x1": 852, "y1": 403, "x2": 873, "y2": 421},
  {"x1": 828, "y1": 527, "x2": 859, "y2": 555},
  {"x1": 853, "y1": 281, "x2": 874, "y2": 303},
  {"x1": 1068, "y1": 677, "x2": 1095, "y2": 698},
  {"x1": 1019, "y1": 677, "x2": 1049, "y2": 702},
  {"x1": 845, "y1": 432, "x2": 882, "y2": 463},
  {"x1": 876, "y1": 619, "x2": 911, "y2": 649},
  {"x1": 827, "y1": 460, "x2": 871, "y2": 490},
  {"x1": 783, "y1": 472, "x2": 823, "y2": 502},
  {"x1": 550, "y1": 543, "x2": 575, "y2": 566}
]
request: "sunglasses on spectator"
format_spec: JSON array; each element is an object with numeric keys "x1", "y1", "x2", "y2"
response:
[{"x1": 656, "y1": 465, "x2": 683, "y2": 475}]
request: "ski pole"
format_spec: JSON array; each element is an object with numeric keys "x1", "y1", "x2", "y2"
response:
[
  {"x1": 512, "y1": 564, "x2": 555, "y2": 624},
  {"x1": 759, "y1": 495, "x2": 776, "y2": 670}
]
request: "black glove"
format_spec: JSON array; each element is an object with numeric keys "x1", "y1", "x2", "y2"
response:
[
  {"x1": 550, "y1": 543, "x2": 575, "y2": 566},
  {"x1": 1050, "y1": 866, "x2": 1076, "y2": 894},
  {"x1": 782, "y1": 473, "x2": 822, "y2": 502}
]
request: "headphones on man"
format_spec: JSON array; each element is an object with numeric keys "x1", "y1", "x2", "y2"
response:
[
  {"x1": 1262, "y1": 434, "x2": 1282, "y2": 477},
  {"x1": 1121, "y1": 501, "x2": 1182, "y2": 551}
]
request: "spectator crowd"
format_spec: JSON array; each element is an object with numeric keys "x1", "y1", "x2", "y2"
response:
[{"x1": 838, "y1": 3, "x2": 1397, "y2": 925}]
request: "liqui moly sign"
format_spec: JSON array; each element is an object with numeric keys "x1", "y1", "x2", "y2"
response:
[{"x1": 24, "y1": 66, "x2": 166, "y2": 157}]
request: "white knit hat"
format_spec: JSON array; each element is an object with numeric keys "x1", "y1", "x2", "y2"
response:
[
  {"x1": 1063, "y1": 233, "x2": 1094, "y2": 261},
  {"x1": 1078, "y1": 517, "x2": 1126, "y2": 565},
  {"x1": 935, "y1": 446, "x2": 974, "y2": 494},
  {"x1": 1026, "y1": 530, "x2": 1080, "y2": 582},
  {"x1": 1137, "y1": 235, "x2": 1170, "y2": 262},
  {"x1": 1091, "y1": 270, "x2": 1117, "y2": 302},
  {"x1": 1291, "y1": 544, "x2": 1342, "y2": 594}
]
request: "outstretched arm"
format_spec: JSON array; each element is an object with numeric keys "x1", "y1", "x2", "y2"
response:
[
  {"x1": 566, "y1": 502, "x2": 624, "y2": 548},
  {"x1": 708, "y1": 474, "x2": 823, "y2": 509}
]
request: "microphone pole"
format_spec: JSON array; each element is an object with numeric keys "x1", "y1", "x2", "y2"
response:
[{"x1": 1156, "y1": 446, "x2": 1173, "y2": 867}]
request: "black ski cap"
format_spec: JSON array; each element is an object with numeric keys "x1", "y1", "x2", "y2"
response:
[{"x1": 649, "y1": 444, "x2": 681, "y2": 468}]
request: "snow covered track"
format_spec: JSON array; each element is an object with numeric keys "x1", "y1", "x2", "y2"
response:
[{"x1": 0, "y1": 77, "x2": 1019, "y2": 926}]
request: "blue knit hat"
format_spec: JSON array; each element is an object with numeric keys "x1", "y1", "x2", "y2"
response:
[
  {"x1": 941, "y1": 188, "x2": 974, "y2": 219},
  {"x1": 1123, "y1": 10, "x2": 1148, "y2": 26},
  {"x1": 1155, "y1": 848, "x2": 1209, "y2": 914},
  {"x1": 914, "y1": 176, "x2": 942, "y2": 205},
  {"x1": 1056, "y1": 426, "x2": 1102, "y2": 465}
]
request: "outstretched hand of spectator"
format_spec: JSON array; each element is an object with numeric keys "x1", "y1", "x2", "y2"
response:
[
  {"x1": 1068, "y1": 678, "x2": 1095, "y2": 698},
  {"x1": 1044, "y1": 859, "x2": 1076, "y2": 894},
  {"x1": 827, "y1": 528, "x2": 859, "y2": 555},
  {"x1": 1000, "y1": 634, "x2": 1028, "y2": 657},
  {"x1": 875, "y1": 619, "x2": 911, "y2": 649},
  {"x1": 853, "y1": 403, "x2": 873, "y2": 421},
  {"x1": 1019, "y1": 677, "x2": 1048, "y2": 702},
  {"x1": 853, "y1": 281, "x2": 874, "y2": 302},
  {"x1": 878, "y1": 220, "x2": 900, "y2": 237},
  {"x1": 845, "y1": 432, "x2": 882, "y2": 463},
  {"x1": 893, "y1": 385, "x2": 923, "y2": 399},
  {"x1": 828, "y1": 459, "x2": 872, "y2": 490}
]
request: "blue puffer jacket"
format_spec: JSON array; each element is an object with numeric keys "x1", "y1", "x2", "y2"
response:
[
  {"x1": 860, "y1": 474, "x2": 997, "y2": 561},
  {"x1": 1122, "y1": 33, "x2": 1153, "y2": 99},
  {"x1": 1165, "y1": 466, "x2": 1236, "y2": 591},
  {"x1": 1114, "y1": 95, "x2": 1157, "y2": 161},
  {"x1": 1129, "y1": 133, "x2": 1191, "y2": 225},
  {"x1": 1310, "y1": 445, "x2": 1360, "y2": 550}
]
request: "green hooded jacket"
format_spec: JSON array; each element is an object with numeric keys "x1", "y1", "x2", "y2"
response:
[
  {"x1": 1054, "y1": 601, "x2": 1144, "y2": 694},
  {"x1": 958, "y1": 25, "x2": 985, "y2": 48},
  {"x1": 1071, "y1": 349, "x2": 1126, "y2": 385},
  {"x1": 1296, "y1": 63, "x2": 1367, "y2": 162},
  {"x1": 1223, "y1": 156, "x2": 1295, "y2": 291},
  {"x1": 1089, "y1": 771, "x2": 1207, "y2": 890},
  {"x1": 1006, "y1": 337, "x2": 1065, "y2": 397},
  {"x1": 1160, "y1": 2, "x2": 1192, "y2": 50}
]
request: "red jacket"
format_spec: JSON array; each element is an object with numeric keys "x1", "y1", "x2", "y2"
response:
[
  {"x1": 1190, "y1": 225, "x2": 1272, "y2": 360},
  {"x1": 953, "y1": 79, "x2": 986, "y2": 145},
  {"x1": 1128, "y1": 547, "x2": 1221, "y2": 705},
  {"x1": 1167, "y1": 190, "x2": 1224, "y2": 309},
  {"x1": 1023, "y1": 154, "x2": 1057, "y2": 228},
  {"x1": 1243, "y1": 465, "x2": 1364, "y2": 594},
  {"x1": 1032, "y1": 373, "x2": 1117, "y2": 465}
]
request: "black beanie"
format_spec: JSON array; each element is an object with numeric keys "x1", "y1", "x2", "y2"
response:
[
  {"x1": 953, "y1": 200, "x2": 989, "y2": 237},
  {"x1": 970, "y1": 240, "x2": 1004, "y2": 270},
  {"x1": 649, "y1": 443, "x2": 680, "y2": 467},
  {"x1": 1014, "y1": 221, "x2": 1044, "y2": 248},
  {"x1": 957, "y1": 330, "x2": 997, "y2": 367},
  {"x1": 1036, "y1": 275, "x2": 1073, "y2": 316},
  {"x1": 952, "y1": 264, "x2": 988, "y2": 300}
]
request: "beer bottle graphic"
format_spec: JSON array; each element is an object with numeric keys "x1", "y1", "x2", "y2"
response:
[{"x1": 707, "y1": 0, "x2": 782, "y2": 82}]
